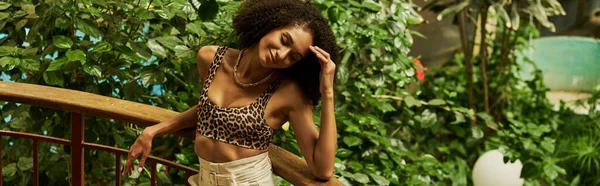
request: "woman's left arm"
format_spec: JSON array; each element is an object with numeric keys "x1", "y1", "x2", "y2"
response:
[{"x1": 287, "y1": 46, "x2": 337, "y2": 180}]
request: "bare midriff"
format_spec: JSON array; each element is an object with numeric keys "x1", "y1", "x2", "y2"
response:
[{"x1": 194, "y1": 133, "x2": 269, "y2": 163}]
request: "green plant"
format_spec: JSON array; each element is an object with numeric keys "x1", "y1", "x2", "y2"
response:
[
  {"x1": 410, "y1": 0, "x2": 570, "y2": 185},
  {"x1": 1, "y1": 0, "x2": 429, "y2": 185},
  {"x1": 3, "y1": 0, "x2": 587, "y2": 185},
  {"x1": 553, "y1": 86, "x2": 600, "y2": 185},
  {"x1": 0, "y1": 0, "x2": 234, "y2": 184}
]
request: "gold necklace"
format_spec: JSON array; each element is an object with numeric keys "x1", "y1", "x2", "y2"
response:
[{"x1": 233, "y1": 50, "x2": 274, "y2": 88}]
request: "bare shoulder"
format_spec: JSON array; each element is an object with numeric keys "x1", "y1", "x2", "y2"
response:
[{"x1": 196, "y1": 45, "x2": 219, "y2": 80}]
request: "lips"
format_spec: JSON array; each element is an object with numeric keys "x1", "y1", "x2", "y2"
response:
[{"x1": 269, "y1": 50, "x2": 274, "y2": 64}]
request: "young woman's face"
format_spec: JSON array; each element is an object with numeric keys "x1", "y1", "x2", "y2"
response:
[{"x1": 257, "y1": 26, "x2": 313, "y2": 69}]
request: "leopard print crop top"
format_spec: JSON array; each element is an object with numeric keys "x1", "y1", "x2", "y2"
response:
[{"x1": 196, "y1": 46, "x2": 282, "y2": 150}]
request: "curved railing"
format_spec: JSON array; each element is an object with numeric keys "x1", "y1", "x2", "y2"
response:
[{"x1": 0, "y1": 81, "x2": 343, "y2": 186}]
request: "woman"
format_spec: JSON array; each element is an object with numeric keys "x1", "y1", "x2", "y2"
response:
[{"x1": 122, "y1": 0, "x2": 339, "y2": 185}]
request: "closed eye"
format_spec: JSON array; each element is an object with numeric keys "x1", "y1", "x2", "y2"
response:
[
  {"x1": 281, "y1": 32, "x2": 303, "y2": 62},
  {"x1": 280, "y1": 34, "x2": 289, "y2": 46}
]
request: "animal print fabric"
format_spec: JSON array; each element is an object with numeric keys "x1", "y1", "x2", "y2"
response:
[{"x1": 196, "y1": 46, "x2": 282, "y2": 150}]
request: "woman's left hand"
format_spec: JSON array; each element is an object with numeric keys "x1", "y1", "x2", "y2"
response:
[{"x1": 309, "y1": 46, "x2": 336, "y2": 97}]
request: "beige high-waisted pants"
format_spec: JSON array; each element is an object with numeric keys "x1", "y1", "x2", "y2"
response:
[{"x1": 187, "y1": 152, "x2": 275, "y2": 186}]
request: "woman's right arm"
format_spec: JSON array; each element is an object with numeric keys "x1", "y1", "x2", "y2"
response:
[
  {"x1": 121, "y1": 106, "x2": 197, "y2": 175},
  {"x1": 146, "y1": 45, "x2": 217, "y2": 137},
  {"x1": 143, "y1": 105, "x2": 198, "y2": 138},
  {"x1": 121, "y1": 46, "x2": 216, "y2": 176}
]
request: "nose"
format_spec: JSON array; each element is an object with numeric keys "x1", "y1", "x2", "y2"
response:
[{"x1": 276, "y1": 47, "x2": 291, "y2": 61}]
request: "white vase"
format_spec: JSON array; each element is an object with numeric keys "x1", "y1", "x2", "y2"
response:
[{"x1": 472, "y1": 149, "x2": 524, "y2": 186}]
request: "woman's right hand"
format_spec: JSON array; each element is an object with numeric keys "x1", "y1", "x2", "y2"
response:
[{"x1": 122, "y1": 130, "x2": 154, "y2": 176}]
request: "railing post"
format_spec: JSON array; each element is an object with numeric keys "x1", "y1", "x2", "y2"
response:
[
  {"x1": 186, "y1": 171, "x2": 192, "y2": 186},
  {"x1": 116, "y1": 153, "x2": 121, "y2": 186},
  {"x1": 33, "y1": 140, "x2": 38, "y2": 186},
  {"x1": 1, "y1": 135, "x2": 3, "y2": 186},
  {"x1": 71, "y1": 113, "x2": 84, "y2": 186},
  {"x1": 151, "y1": 162, "x2": 157, "y2": 186}
]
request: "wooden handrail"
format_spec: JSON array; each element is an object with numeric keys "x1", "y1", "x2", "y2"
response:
[{"x1": 0, "y1": 81, "x2": 343, "y2": 185}]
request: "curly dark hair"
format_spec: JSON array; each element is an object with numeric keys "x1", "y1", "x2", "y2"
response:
[{"x1": 232, "y1": 0, "x2": 339, "y2": 105}]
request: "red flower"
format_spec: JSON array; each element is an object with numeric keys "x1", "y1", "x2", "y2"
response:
[{"x1": 413, "y1": 58, "x2": 427, "y2": 80}]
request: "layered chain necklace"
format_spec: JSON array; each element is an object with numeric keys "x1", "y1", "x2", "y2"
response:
[{"x1": 233, "y1": 50, "x2": 274, "y2": 88}]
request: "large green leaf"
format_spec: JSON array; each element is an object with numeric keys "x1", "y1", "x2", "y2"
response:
[
  {"x1": 404, "y1": 96, "x2": 421, "y2": 108},
  {"x1": 348, "y1": 160, "x2": 363, "y2": 171},
  {"x1": 477, "y1": 112, "x2": 498, "y2": 130},
  {"x1": 21, "y1": 47, "x2": 38, "y2": 56},
  {"x1": 569, "y1": 175, "x2": 581, "y2": 186},
  {"x1": 154, "y1": 9, "x2": 175, "y2": 20},
  {"x1": 348, "y1": 0, "x2": 362, "y2": 8},
  {"x1": 421, "y1": 109, "x2": 437, "y2": 128},
  {"x1": 9, "y1": 117, "x2": 29, "y2": 129},
  {"x1": 83, "y1": 64, "x2": 102, "y2": 77},
  {"x1": 55, "y1": 17, "x2": 70, "y2": 29},
  {"x1": 134, "y1": 8, "x2": 155, "y2": 20},
  {"x1": 66, "y1": 50, "x2": 87, "y2": 64},
  {"x1": 185, "y1": 22, "x2": 206, "y2": 36},
  {"x1": 336, "y1": 148, "x2": 353, "y2": 158},
  {"x1": 76, "y1": 20, "x2": 102, "y2": 38},
  {"x1": 349, "y1": 173, "x2": 370, "y2": 184},
  {"x1": 131, "y1": 42, "x2": 152, "y2": 60},
  {"x1": 140, "y1": 69, "x2": 166, "y2": 86},
  {"x1": 0, "y1": 57, "x2": 19, "y2": 67},
  {"x1": 343, "y1": 136, "x2": 363, "y2": 147},
  {"x1": 202, "y1": 22, "x2": 220, "y2": 32},
  {"x1": 428, "y1": 99, "x2": 446, "y2": 106},
  {"x1": 0, "y1": 46, "x2": 17, "y2": 57},
  {"x1": 174, "y1": 45, "x2": 195, "y2": 60},
  {"x1": 471, "y1": 126, "x2": 484, "y2": 139},
  {"x1": 91, "y1": 42, "x2": 112, "y2": 53},
  {"x1": 43, "y1": 71, "x2": 65, "y2": 87},
  {"x1": 540, "y1": 137, "x2": 555, "y2": 153},
  {"x1": 2, "y1": 163, "x2": 17, "y2": 177},
  {"x1": 361, "y1": 0, "x2": 380, "y2": 12},
  {"x1": 0, "y1": 2, "x2": 11, "y2": 10},
  {"x1": 53, "y1": 36, "x2": 73, "y2": 49},
  {"x1": 0, "y1": 12, "x2": 10, "y2": 21},
  {"x1": 22, "y1": 4, "x2": 36, "y2": 16},
  {"x1": 155, "y1": 36, "x2": 184, "y2": 50},
  {"x1": 370, "y1": 174, "x2": 390, "y2": 186},
  {"x1": 157, "y1": 172, "x2": 172, "y2": 184},
  {"x1": 15, "y1": 19, "x2": 28, "y2": 31},
  {"x1": 175, "y1": 153, "x2": 190, "y2": 164},
  {"x1": 147, "y1": 39, "x2": 167, "y2": 59},
  {"x1": 17, "y1": 157, "x2": 33, "y2": 171},
  {"x1": 46, "y1": 58, "x2": 71, "y2": 71},
  {"x1": 113, "y1": 133, "x2": 124, "y2": 146},
  {"x1": 544, "y1": 164, "x2": 559, "y2": 180},
  {"x1": 0, "y1": 21, "x2": 6, "y2": 31},
  {"x1": 450, "y1": 112, "x2": 466, "y2": 124},
  {"x1": 19, "y1": 59, "x2": 40, "y2": 72}
]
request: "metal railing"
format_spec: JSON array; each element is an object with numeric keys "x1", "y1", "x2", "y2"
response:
[
  {"x1": 0, "y1": 112, "x2": 198, "y2": 186},
  {"x1": 0, "y1": 81, "x2": 343, "y2": 186}
]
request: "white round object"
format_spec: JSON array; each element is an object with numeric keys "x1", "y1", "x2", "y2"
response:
[{"x1": 472, "y1": 149, "x2": 524, "y2": 186}]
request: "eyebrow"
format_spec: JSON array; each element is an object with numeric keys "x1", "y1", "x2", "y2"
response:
[{"x1": 284, "y1": 32, "x2": 303, "y2": 59}]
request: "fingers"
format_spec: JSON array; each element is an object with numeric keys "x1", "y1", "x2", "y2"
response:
[
  {"x1": 137, "y1": 152, "x2": 148, "y2": 174},
  {"x1": 122, "y1": 151, "x2": 134, "y2": 175},
  {"x1": 309, "y1": 46, "x2": 330, "y2": 64},
  {"x1": 311, "y1": 46, "x2": 331, "y2": 59},
  {"x1": 122, "y1": 148, "x2": 139, "y2": 176}
]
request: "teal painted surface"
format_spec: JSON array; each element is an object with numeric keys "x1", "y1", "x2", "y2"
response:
[{"x1": 519, "y1": 36, "x2": 600, "y2": 92}]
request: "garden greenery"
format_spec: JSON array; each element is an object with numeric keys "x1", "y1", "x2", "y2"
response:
[{"x1": 0, "y1": 0, "x2": 597, "y2": 185}]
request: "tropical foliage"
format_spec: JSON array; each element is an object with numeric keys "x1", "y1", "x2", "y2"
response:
[{"x1": 1, "y1": 0, "x2": 598, "y2": 185}]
